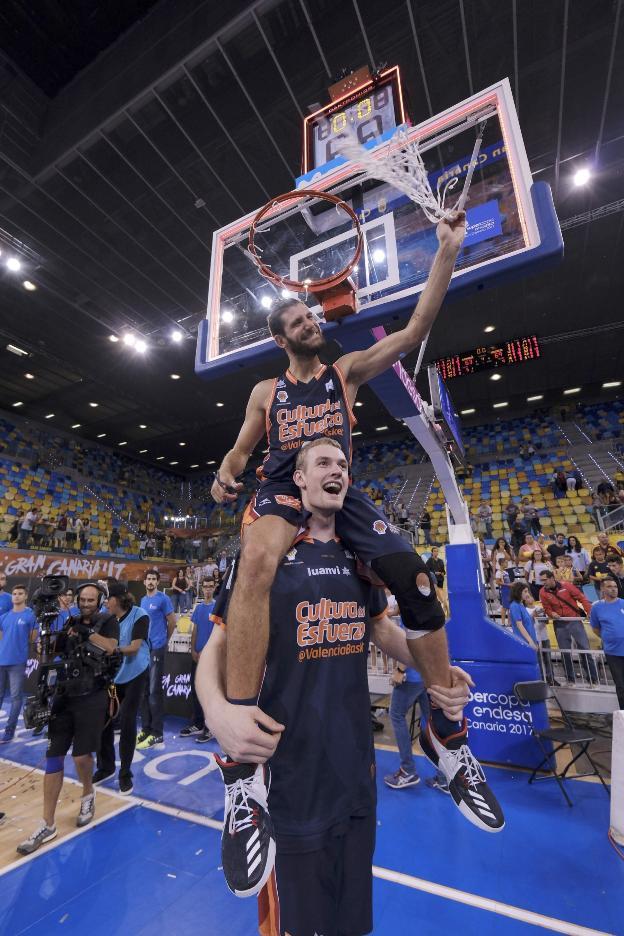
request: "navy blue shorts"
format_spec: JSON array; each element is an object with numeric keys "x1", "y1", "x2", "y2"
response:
[
  {"x1": 245, "y1": 480, "x2": 412, "y2": 566},
  {"x1": 273, "y1": 812, "x2": 375, "y2": 936}
]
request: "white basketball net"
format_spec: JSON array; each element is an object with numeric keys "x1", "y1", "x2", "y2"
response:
[{"x1": 338, "y1": 128, "x2": 461, "y2": 224}]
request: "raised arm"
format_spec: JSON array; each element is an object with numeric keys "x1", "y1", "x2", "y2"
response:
[
  {"x1": 211, "y1": 379, "x2": 273, "y2": 504},
  {"x1": 336, "y1": 213, "x2": 466, "y2": 391}
]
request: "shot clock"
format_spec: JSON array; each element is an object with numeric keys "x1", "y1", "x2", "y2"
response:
[{"x1": 302, "y1": 66, "x2": 406, "y2": 174}]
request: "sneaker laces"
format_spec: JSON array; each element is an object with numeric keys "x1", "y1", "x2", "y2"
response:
[
  {"x1": 26, "y1": 820, "x2": 49, "y2": 842},
  {"x1": 448, "y1": 745, "x2": 486, "y2": 789},
  {"x1": 224, "y1": 775, "x2": 260, "y2": 836},
  {"x1": 79, "y1": 794, "x2": 94, "y2": 817}
]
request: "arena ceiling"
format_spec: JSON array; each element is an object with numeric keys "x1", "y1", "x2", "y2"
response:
[{"x1": 0, "y1": 0, "x2": 622, "y2": 476}]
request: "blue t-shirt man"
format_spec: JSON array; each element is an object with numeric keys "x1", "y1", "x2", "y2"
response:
[
  {"x1": 590, "y1": 597, "x2": 624, "y2": 656},
  {"x1": 0, "y1": 592, "x2": 12, "y2": 617},
  {"x1": 192, "y1": 601, "x2": 215, "y2": 653},
  {"x1": 140, "y1": 591, "x2": 174, "y2": 650},
  {"x1": 0, "y1": 607, "x2": 37, "y2": 665}
]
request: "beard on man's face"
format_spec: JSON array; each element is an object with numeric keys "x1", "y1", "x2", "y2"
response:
[{"x1": 284, "y1": 332, "x2": 326, "y2": 358}]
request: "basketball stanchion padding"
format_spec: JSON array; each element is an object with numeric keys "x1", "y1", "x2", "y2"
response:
[
  {"x1": 610, "y1": 708, "x2": 624, "y2": 847},
  {"x1": 248, "y1": 189, "x2": 363, "y2": 322}
]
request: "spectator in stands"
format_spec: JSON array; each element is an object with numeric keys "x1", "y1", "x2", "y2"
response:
[
  {"x1": 554, "y1": 555, "x2": 573, "y2": 585},
  {"x1": 553, "y1": 471, "x2": 567, "y2": 497},
  {"x1": 7, "y1": 510, "x2": 23, "y2": 545},
  {"x1": 538, "y1": 570, "x2": 597, "y2": 684},
  {"x1": 509, "y1": 583, "x2": 557, "y2": 684},
  {"x1": 218, "y1": 551, "x2": 228, "y2": 581},
  {"x1": 495, "y1": 558, "x2": 511, "y2": 626},
  {"x1": 425, "y1": 547, "x2": 447, "y2": 616},
  {"x1": 0, "y1": 584, "x2": 37, "y2": 744},
  {"x1": 527, "y1": 443, "x2": 536, "y2": 458},
  {"x1": 478, "y1": 502, "x2": 493, "y2": 539},
  {"x1": 508, "y1": 582, "x2": 538, "y2": 650},
  {"x1": 54, "y1": 513, "x2": 67, "y2": 551},
  {"x1": 590, "y1": 578, "x2": 624, "y2": 709},
  {"x1": 170, "y1": 569, "x2": 189, "y2": 613},
  {"x1": 510, "y1": 515, "x2": 528, "y2": 554},
  {"x1": 138, "y1": 531, "x2": 147, "y2": 560},
  {"x1": 607, "y1": 556, "x2": 624, "y2": 598},
  {"x1": 573, "y1": 469, "x2": 583, "y2": 491},
  {"x1": 505, "y1": 500, "x2": 519, "y2": 532},
  {"x1": 185, "y1": 565, "x2": 196, "y2": 609},
  {"x1": 18, "y1": 507, "x2": 38, "y2": 549},
  {"x1": 80, "y1": 517, "x2": 90, "y2": 554},
  {"x1": 419, "y1": 509, "x2": 432, "y2": 546},
  {"x1": 518, "y1": 533, "x2": 540, "y2": 563},
  {"x1": 73, "y1": 516, "x2": 84, "y2": 553},
  {"x1": 547, "y1": 533, "x2": 568, "y2": 564},
  {"x1": 94, "y1": 582, "x2": 150, "y2": 795},
  {"x1": 65, "y1": 516, "x2": 77, "y2": 554},
  {"x1": 520, "y1": 497, "x2": 541, "y2": 535},
  {"x1": 597, "y1": 480, "x2": 615, "y2": 499},
  {"x1": 492, "y1": 537, "x2": 514, "y2": 564},
  {"x1": 137, "y1": 570, "x2": 176, "y2": 751},
  {"x1": 525, "y1": 549, "x2": 552, "y2": 601},
  {"x1": 181, "y1": 578, "x2": 216, "y2": 742},
  {"x1": 519, "y1": 444, "x2": 528, "y2": 460},
  {"x1": 565, "y1": 470, "x2": 577, "y2": 492},
  {"x1": 0, "y1": 573, "x2": 11, "y2": 616},
  {"x1": 109, "y1": 528, "x2": 120, "y2": 553},
  {"x1": 566, "y1": 536, "x2": 591, "y2": 581},
  {"x1": 596, "y1": 532, "x2": 622, "y2": 561},
  {"x1": 203, "y1": 556, "x2": 218, "y2": 580},
  {"x1": 32, "y1": 515, "x2": 48, "y2": 549},
  {"x1": 587, "y1": 547, "x2": 611, "y2": 588}
]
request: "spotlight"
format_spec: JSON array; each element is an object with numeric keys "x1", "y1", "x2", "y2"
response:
[
  {"x1": 484, "y1": 325, "x2": 495, "y2": 333},
  {"x1": 156, "y1": 456, "x2": 164, "y2": 460},
  {"x1": 490, "y1": 373, "x2": 502, "y2": 381},
  {"x1": 139, "y1": 424, "x2": 147, "y2": 429},
  {"x1": 573, "y1": 167, "x2": 591, "y2": 186},
  {"x1": 72, "y1": 424, "x2": 81, "y2": 429},
  {"x1": 355, "y1": 402, "x2": 364, "y2": 408},
  {"x1": 22, "y1": 281, "x2": 36, "y2": 291},
  {"x1": 460, "y1": 408, "x2": 476, "y2": 415},
  {"x1": 118, "y1": 442, "x2": 127, "y2": 446},
  {"x1": 12, "y1": 401, "x2": 23, "y2": 407},
  {"x1": 206, "y1": 460, "x2": 216, "y2": 465},
  {"x1": 170, "y1": 374, "x2": 180, "y2": 380},
  {"x1": 45, "y1": 413, "x2": 55, "y2": 419},
  {"x1": 24, "y1": 373, "x2": 34, "y2": 380},
  {"x1": 170, "y1": 461, "x2": 178, "y2": 465},
  {"x1": 179, "y1": 442, "x2": 186, "y2": 447},
  {"x1": 139, "y1": 449, "x2": 147, "y2": 453},
  {"x1": 603, "y1": 381, "x2": 621, "y2": 389},
  {"x1": 216, "y1": 402, "x2": 224, "y2": 407},
  {"x1": 97, "y1": 433, "x2": 106, "y2": 438},
  {"x1": 527, "y1": 395, "x2": 543, "y2": 402},
  {"x1": 123, "y1": 333, "x2": 136, "y2": 347},
  {"x1": 109, "y1": 335, "x2": 119, "y2": 343},
  {"x1": 190, "y1": 464, "x2": 199, "y2": 468},
  {"x1": 89, "y1": 402, "x2": 99, "y2": 408},
  {"x1": 563, "y1": 387, "x2": 581, "y2": 395},
  {"x1": 372, "y1": 249, "x2": 385, "y2": 263},
  {"x1": 135, "y1": 339, "x2": 147, "y2": 353},
  {"x1": 375, "y1": 425, "x2": 388, "y2": 431},
  {"x1": 6, "y1": 258, "x2": 21, "y2": 272},
  {"x1": 6, "y1": 344, "x2": 28, "y2": 357},
  {"x1": 493, "y1": 402, "x2": 508, "y2": 408},
  {"x1": 221, "y1": 309, "x2": 234, "y2": 323},
  {"x1": 261, "y1": 296, "x2": 273, "y2": 309},
  {"x1": 171, "y1": 329, "x2": 183, "y2": 343}
]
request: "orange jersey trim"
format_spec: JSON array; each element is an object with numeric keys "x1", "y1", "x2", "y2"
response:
[
  {"x1": 258, "y1": 870, "x2": 280, "y2": 936},
  {"x1": 333, "y1": 362, "x2": 357, "y2": 431}
]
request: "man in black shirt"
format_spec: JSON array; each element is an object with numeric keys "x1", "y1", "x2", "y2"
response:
[
  {"x1": 17, "y1": 582, "x2": 119, "y2": 855},
  {"x1": 546, "y1": 533, "x2": 567, "y2": 563},
  {"x1": 607, "y1": 557, "x2": 624, "y2": 598},
  {"x1": 199, "y1": 441, "x2": 500, "y2": 932}
]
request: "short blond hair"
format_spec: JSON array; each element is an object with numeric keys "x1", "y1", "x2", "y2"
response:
[{"x1": 295, "y1": 437, "x2": 343, "y2": 471}]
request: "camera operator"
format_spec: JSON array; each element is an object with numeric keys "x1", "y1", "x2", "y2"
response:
[
  {"x1": 94, "y1": 581, "x2": 149, "y2": 795},
  {"x1": 17, "y1": 581, "x2": 119, "y2": 855}
]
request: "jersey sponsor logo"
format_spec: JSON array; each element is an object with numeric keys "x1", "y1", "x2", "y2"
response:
[
  {"x1": 325, "y1": 378, "x2": 334, "y2": 392},
  {"x1": 277, "y1": 379, "x2": 286, "y2": 388},
  {"x1": 275, "y1": 398, "x2": 345, "y2": 446},
  {"x1": 296, "y1": 597, "x2": 366, "y2": 647},
  {"x1": 298, "y1": 641, "x2": 365, "y2": 662},
  {"x1": 373, "y1": 520, "x2": 387, "y2": 535},
  {"x1": 305, "y1": 565, "x2": 352, "y2": 577},
  {"x1": 277, "y1": 390, "x2": 288, "y2": 403},
  {"x1": 285, "y1": 547, "x2": 298, "y2": 561},
  {"x1": 257, "y1": 497, "x2": 272, "y2": 507},
  {"x1": 275, "y1": 494, "x2": 302, "y2": 510}
]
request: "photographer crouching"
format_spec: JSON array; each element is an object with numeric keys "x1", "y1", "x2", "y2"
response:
[{"x1": 17, "y1": 579, "x2": 120, "y2": 855}]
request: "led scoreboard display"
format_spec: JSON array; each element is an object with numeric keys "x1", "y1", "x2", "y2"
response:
[
  {"x1": 436, "y1": 335, "x2": 541, "y2": 380},
  {"x1": 302, "y1": 66, "x2": 406, "y2": 174}
]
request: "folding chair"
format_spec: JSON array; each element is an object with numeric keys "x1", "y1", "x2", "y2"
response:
[{"x1": 513, "y1": 680, "x2": 610, "y2": 807}]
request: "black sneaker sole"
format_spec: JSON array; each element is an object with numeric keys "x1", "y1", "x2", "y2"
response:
[{"x1": 231, "y1": 838, "x2": 276, "y2": 899}]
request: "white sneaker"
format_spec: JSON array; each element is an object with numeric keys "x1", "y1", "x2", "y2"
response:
[
  {"x1": 17, "y1": 820, "x2": 57, "y2": 854},
  {"x1": 77, "y1": 790, "x2": 96, "y2": 827}
]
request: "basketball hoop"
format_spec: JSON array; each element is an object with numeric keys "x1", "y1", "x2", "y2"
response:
[{"x1": 248, "y1": 189, "x2": 363, "y2": 322}]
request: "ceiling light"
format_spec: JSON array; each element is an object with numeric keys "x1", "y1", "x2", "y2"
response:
[
  {"x1": 179, "y1": 442, "x2": 186, "y2": 446},
  {"x1": 24, "y1": 373, "x2": 34, "y2": 380},
  {"x1": 118, "y1": 441, "x2": 127, "y2": 446},
  {"x1": 352, "y1": 430, "x2": 362, "y2": 436},
  {"x1": 6, "y1": 343, "x2": 28, "y2": 357},
  {"x1": 372, "y1": 248, "x2": 385, "y2": 262},
  {"x1": 89, "y1": 402, "x2": 99, "y2": 408},
  {"x1": 45, "y1": 413, "x2": 55, "y2": 419},
  {"x1": 216, "y1": 402, "x2": 224, "y2": 407},
  {"x1": 12, "y1": 401, "x2": 23, "y2": 407},
  {"x1": 135, "y1": 339, "x2": 147, "y2": 353},
  {"x1": 260, "y1": 296, "x2": 273, "y2": 309},
  {"x1": 169, "y1": 460, "x2": 178, "y2": 465},
  {"x1": 206, "y1": 460, "x2": 216, "y2": 465},
  {"x1": 375, "y1": 425, "x2": 388, "y2": 431},
  {"x1": 355, "y1": 401, "x2": 364, "y2": 407},
  {"x1": 139, "y1": 424, "x2": 147, "y2": 429},
  {"x1": 190, "y1": 464, "x2": 199, "y2": 468},
  {"x1": 493, "y1": 402, "x2": 508, "y2": 409},
  {"x1": 490, "y1": 373, "x2": 502, "y2": 381},
  {"x1": 139, "y1": 449, "x2": 147, "y2": 453},
  {"x1": 527, "y1": 394, "x2": 543, "y2": 402},
  {"x1": 484, "y1": 325, "x2": 495, "y2": 333},
  {"x1": 6, "y1": 257, "x2": 21, "y2": 272},
  {"x1": 22, "y1": 280, "x2": 36, "y2": 291},
  {"x1": 221, "y1": 308, "x2": 234, "y2": 323},
  {"x1": 603, "y1": 381, "x2": 621, "y2": 389},
  {"x1": 563, "y1": 387, "x2": 581, "y2": 395},
  {"x1": 71, "y1": 423, "x2": 81, "y2": 429},
  {"x1": 123, "y1": 333, "x2": 136, "y2": 347},
  {"x1": 156, "y1": 456, "x2": 164, "y2": 460},
  {"x1": 573, "y1": 167, "x2": 591, "y2": 186},
  {"x1": 171, "y1": 329, "x2": 183, "y2": 343},
  {"x1": 97, "y1": 433, "x2": 106, "y2": 438},
  {"x1": 109, "y1": 335, "x2": 119, "y2": 343},
  {"x1": 170, "y1": 373, "x2": 180, "y2": 380},
  {"x1": 460, "y1": 408, "x2": 476, "y2": 415}
]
